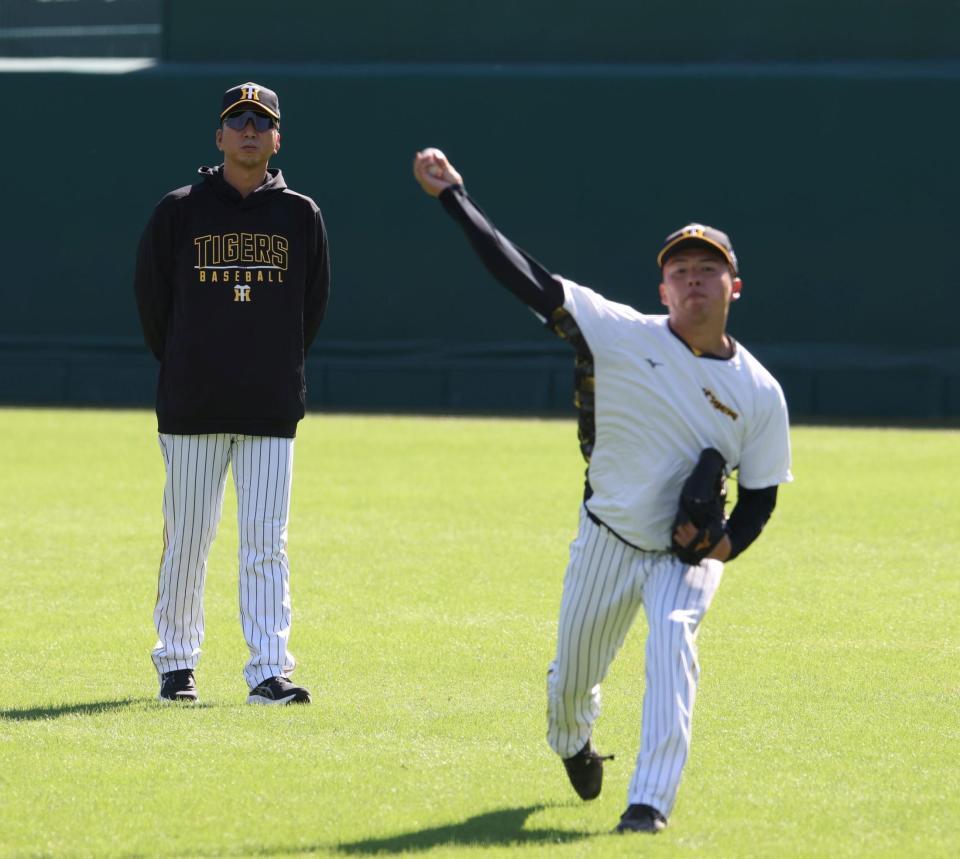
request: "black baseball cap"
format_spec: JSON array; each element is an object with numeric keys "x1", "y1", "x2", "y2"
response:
[
  {"x1": 220, "y1": 82, "x2": 280, "y2": 122},
  {"x1": 657, "y1": 223, "x2": 738, "y2": 274}
]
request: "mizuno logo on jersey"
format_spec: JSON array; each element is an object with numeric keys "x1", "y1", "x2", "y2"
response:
[
  {"x1": 645, "y1": 358, "x2": 663, "y2": 369},
  {"x1": 702, "y1": 387, "x2": 739, "y2": 421}
]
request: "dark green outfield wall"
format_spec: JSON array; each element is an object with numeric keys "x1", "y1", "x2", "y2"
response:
[
  {"x1": 7, "y1": 64, "x2": 960, "y2": 351},
  {"x1": 2, "y1": 1, "x2": 960, "y2": 418},
  {"x1": 167, "y1": 0, "x2": 960, "y2": 63}
]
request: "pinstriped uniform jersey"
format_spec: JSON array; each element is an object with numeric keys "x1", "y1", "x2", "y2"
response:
[{"x1": 560, "y1": 278, "x2": 793, "y2": 551}]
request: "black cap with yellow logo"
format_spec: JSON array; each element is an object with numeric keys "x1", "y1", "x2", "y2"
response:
[
  {"x1": 220, "y1": 82, "x2": 281, "y2": 122},
  {"x1": 657, "y1": 223, "x2": 738, "y2": 274}
]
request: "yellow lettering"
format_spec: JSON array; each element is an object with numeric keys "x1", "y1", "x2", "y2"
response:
[
  {"x1": 245, "y1": 270, "x2": 252, "y2": 283},
  {"x1": 223, "y1": 233, "x2": 239, "y2": 263},
  {"x1": 257, "y1": 270, "x2": 264, "y2": 283},
  {"x1": 272, "y1": 235, "x2": 288, "y2": 269},
  {"x1": 702, "y1": 387, "x2": 739, "y2": 421},
  {"x1": 196, "y1": 233, "x2": 289, "y2": 271},
  {"x1": 210, "y1": 271, "x2": 219, "y2": 283},
  {"x1": 199, "y1": 270, "x2": 206, "y2": 283},
  {"x1": 240, "y1": 232, "x2": 255, "y2": 262},
  {"x1": 194, "y1": 235, "x2": 212, "y2": 268},
  {"x1": 255, "y1": 234, "x2": 272, "y2": 264}
]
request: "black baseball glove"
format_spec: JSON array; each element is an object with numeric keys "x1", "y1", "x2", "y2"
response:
[{"x1": 670, "y1": 448, "x2": 728, "y2": 565}]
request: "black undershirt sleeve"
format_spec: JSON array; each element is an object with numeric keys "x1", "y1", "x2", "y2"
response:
[
  {"x1": 438, "y1": 184, "x2": 564, "y2": 319},
  {"x1": 726, "y1": 485, "x2": 778, "y2": 560}
]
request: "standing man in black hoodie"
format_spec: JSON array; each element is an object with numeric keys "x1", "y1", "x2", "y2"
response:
[{"x1": 135, "y1": 82, "x2": 330, "y2": 705}]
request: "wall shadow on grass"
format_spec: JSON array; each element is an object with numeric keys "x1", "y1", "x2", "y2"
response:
[
  {"x1": 0, "y1": 698, "x2": 142, "y2": 721},
  {"x1": 334, "y1": 805, "x2": 592, "y2": 854}
]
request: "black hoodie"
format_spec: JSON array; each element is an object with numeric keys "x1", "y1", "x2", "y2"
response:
[{"x1": 135, "y1": 165, "x2": 330, "y2": 438}]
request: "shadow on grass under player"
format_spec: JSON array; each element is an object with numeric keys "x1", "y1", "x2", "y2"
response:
[
  {"x1": 0, "y1": 698, "x2": 143, "y2": 721},
  {"x1": 335, "y1": 805, "x2": 591, "y2": 853}
]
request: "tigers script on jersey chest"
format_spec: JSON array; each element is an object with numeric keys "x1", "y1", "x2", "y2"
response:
[{"x1": 702, "y1": 387, "x2": 739, "y2": 421}]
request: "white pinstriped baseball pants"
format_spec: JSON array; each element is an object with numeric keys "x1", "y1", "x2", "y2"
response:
[
  {"x1": 547, "y1": 508, "x2": 723, "y2": 816},
  {"x1": 151, "y1": 433, "x2": 297, "y2": 689}
]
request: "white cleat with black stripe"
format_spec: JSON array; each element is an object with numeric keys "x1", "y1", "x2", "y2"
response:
[{"x1": 246, "y1": 675, "x2": 311, "y2": 705}]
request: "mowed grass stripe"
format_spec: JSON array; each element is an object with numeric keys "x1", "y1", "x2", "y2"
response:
[{"x1": 0, "y1": 409, "x2": 957, "y2": 858}]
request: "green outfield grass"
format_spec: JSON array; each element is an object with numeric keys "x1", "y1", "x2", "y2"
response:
[{"x1": 0, "y1": 408, "x2": 957, "y2": 858}]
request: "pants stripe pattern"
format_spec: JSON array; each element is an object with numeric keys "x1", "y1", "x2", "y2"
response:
[
  {"x1": 546, "y1": 508, "x2": 722, "y2": 816},
  {"x1": 151, "y1": 433, "x2": 296, "y2": 688}
]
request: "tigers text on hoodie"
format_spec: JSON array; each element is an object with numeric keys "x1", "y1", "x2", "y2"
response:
[{"x1": 135, "y1": 165, "x2": 330, "y2": 438}]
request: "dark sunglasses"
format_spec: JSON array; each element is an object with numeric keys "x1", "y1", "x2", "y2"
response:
[{"x1": 223, "y1": 110, "x2": 277, "y2": 132}]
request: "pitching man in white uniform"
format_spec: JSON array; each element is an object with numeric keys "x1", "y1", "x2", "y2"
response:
[
  {"x1": 413, "y1": 149, "x2": 791, "y2": 834},
  {"x1": 135, "y1": 82, "x2": 330, "y2": 705}
]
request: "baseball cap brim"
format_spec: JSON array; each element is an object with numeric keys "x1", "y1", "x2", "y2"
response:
[{"x1": 219, "y1": 100, "x2": 280, "y2": 121}]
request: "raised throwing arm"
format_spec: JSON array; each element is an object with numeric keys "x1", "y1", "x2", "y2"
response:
[{"x1": 413, "y1": 148, "x2": 564, "y2": 320}]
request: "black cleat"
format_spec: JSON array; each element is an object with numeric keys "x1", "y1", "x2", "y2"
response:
[
  {"x1": 615, "y1": 803, "x2": 668, "y2": 834},
  {"x1": 246, "y1": 675, "x2": 311, "y2": 705},
  {"x1": 158, "y1": 669, "x2": 198, "y2": 703},
  {"x1": 562, "y1": 740, "x2": 613, "y2": 800}
]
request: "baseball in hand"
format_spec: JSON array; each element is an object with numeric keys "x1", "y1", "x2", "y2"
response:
[
  {"x1": 423, "y1": 148, "x2": 447, "y2": 176},
  {"x1": 414, "y1": 147, "x2": 462, "y2": 196}
]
